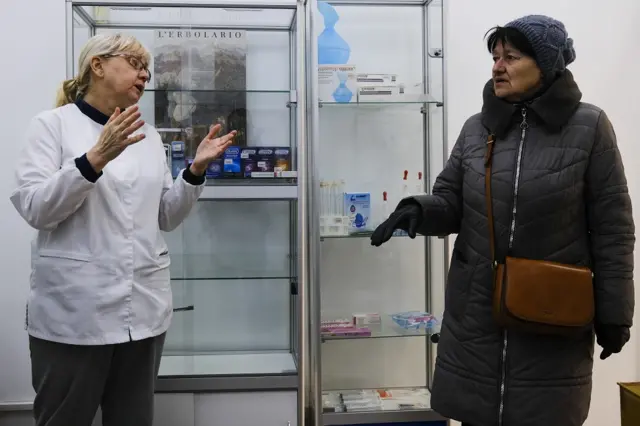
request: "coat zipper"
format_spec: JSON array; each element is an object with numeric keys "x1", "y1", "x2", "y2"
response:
[{"x1": 497, "y1": 106, "x2": 528, "y2": 426}]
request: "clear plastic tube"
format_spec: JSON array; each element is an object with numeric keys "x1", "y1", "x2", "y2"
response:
[
  {"x1": 415, "y1": 171, "x2": 423, "y2": 195},
  {"x1": 382, "y1": 191, "x2": 389, "y2": 223},
  {"x1": 401, "y1": 169, "x2": 409, "y2": 199}
]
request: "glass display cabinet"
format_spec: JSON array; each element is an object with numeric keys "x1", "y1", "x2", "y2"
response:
[
  {"x1": 305, "y1": 0, "x2": 448, "y2": 424},
  {"x1": 66, "y1": 0, "x2": 308, "y2": 398},
  {"x1": 67, "y1": 0, "x2": 450, "y2": 424}
]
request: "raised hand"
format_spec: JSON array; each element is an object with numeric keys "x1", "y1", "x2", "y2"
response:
[
  {"x1": 190, "y1": 124, "x2": 237, "y2": 175},
  {"x1": 87, "y1": 105, "x2": 146, "y2": 172}
]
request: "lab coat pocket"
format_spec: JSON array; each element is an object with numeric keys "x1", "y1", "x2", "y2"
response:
[
  {"x1": 37, "y1": 249, "x2": 91, "y2": 262},
  {"x1": 155, "y1": 249, "x2": 170, "y2": 269}
]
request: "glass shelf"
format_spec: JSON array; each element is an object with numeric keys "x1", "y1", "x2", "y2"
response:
[
  {"x1": 159, "y1": 351, "x2": 297, "y2": 377},
  {"x1": 199, "y1": 185, "x2": 297, "y2": 200},
  {"x1": 75, "y1": 2, "x2": 298, "y2": 30},
  {"x1": 321, "y1": 314, "x2": 440, "y2": 342},
  {"x1": 145, "y1": 89, "x2": 290, "y2": 94},
  {"x1": 319, "y1": 93, "x2": 441, "y2": 107},
  {"x1": 320, "y1": 231, "x2": 424, "y2": 240},
  {"x1": 169, "y1": 254, "x2": 292, "y2": 281}
]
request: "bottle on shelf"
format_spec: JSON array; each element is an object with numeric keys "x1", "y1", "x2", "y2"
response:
[
  {"x1": 414, "y1": 171, "x2": 423, "y2": 196},
  {"x1": 382, "y1": 191, "x2": 389, "y2": 222},
  {"x1": 393, "y1": 170, "x2": 410, "y2": 237},
  {"x1": 319, "y1": 179, "x2": 349, "y2": 237},
  {"x1": 401, "y1": 169, "x2": 409, "y2": 199}
]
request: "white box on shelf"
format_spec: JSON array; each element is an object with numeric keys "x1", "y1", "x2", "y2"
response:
[
  {"x1": 357, "y1": 85, "x2": 405, "y2": 102},
  {"x1": 320, "y1": 215, "x2": 350, "y2": 237},
  {"x1": 356, "y1": 73, "x2": 398, "y2": 86},
  {"x1": 343, "y1": 192, "x2": 371, "y2": 232},
  {"x1": 318, "y1": 65, "x2": 357, "y2": 103},
  {"x1": 353, "y1": 313, "x2": 381, "y2": 326}
]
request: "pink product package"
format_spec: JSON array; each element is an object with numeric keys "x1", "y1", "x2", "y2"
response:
[
  {"x1": 321, "y1": 327, "x2": 372, "y2": 337},
  {"x1": 320, "y1": 319, "x2": 353, "y2": 332}
]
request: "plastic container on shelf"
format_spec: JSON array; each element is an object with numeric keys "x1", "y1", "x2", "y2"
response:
[
  {"x1": 317, "y1": 1, "x2": 351, "y2": 65},
  {"x1": 390, "y1": 311, "x2": 439, "y2": 330}
]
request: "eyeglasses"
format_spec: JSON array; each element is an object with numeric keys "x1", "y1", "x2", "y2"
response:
[{"x1": 103, "y1": 53, "x2": 151, "y2": 81}]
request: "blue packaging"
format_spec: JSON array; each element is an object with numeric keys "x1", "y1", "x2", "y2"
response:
[
  {"x1": 206, "y1": 159, "x2": 223, "y2": 178},
  {"x1": 343, "y1": 192, "x2": 371, "y2": 231},
  {"x1": 170, "y1": 141, "x2": 185, "y2": 178},
  {"x1": 223, "y1": 146, "x2": 242, "y2": 177},
  {"x1": 186, "y1": 156, "x2": 222, "y2": 179}
]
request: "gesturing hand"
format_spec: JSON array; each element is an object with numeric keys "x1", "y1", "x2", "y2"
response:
[
  {"x1": 190, "y1": 124, "x2": 237, "y2": 175},
  {"x1": 370, "y1": 203, "x2": 423, "y2": 247},
  {"x1": 87, "y1": 105, "x2": 146, "y2": 172}
]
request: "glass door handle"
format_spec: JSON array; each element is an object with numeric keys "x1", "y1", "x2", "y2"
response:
[{"x1": 173, "y1": 305, "x2": 194, "y2": 312}]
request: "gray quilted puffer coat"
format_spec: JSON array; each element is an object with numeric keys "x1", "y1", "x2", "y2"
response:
[{"x1": 407, "y1": 71, "x2": 635, "y2": 426}]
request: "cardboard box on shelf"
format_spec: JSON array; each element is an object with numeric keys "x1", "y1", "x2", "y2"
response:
[{"x1": 619, "y1": 382, "x2": 640, "y2": 426}]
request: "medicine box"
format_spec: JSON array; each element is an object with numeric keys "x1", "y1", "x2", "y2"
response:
[
  {"x1": 274, "y1": 147, "x2": 291, "y2": 172},
  {"x1": 318, "y1": 65, "x2": 357, "y2": 103},
  {"x1": 356, "y1": 73, "x2": 398, "y2": 86},
  {"x1": 343, "y1": 192, "x2": 371, "y2": 232},
  {"x1": 170, "y1": 141, "x2": 185, "y2": 178},
  {"x1": 240, "y1": 147, "x2": 259, "y2": 178},
  {"x1": 357, "y1": 85, "x2": 404, "y2": 102},
  {"x1": 223, "y1": 146, "x2": 242, "y2": 178}
]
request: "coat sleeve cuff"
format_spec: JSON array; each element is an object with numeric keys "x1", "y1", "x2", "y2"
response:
[
  {"x1": 74, "y1": 153, "x2": 102, "y2": 183},
  {"x1": 182, "y1": 166, "x2": 206, "y2": 186}
]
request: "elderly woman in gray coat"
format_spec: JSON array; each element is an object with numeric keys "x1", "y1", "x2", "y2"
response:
[{"x1": 371, "y1": 14, "x2": 634, "y2": 426}]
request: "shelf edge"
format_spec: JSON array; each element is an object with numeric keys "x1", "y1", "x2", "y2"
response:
[
  {"x1": 155, "y1": 373, "x2": 298, "y2": 392},
  {"x1": 199, "y1": 185, "x2": 298, "y2": 200},
  {"x1": 323, "y1": 408, "x2": 446, "y2": 425}
]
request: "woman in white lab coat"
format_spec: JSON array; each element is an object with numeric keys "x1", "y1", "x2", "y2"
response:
[{"x1": 9, "y1": 33, "x2": 236, "y2": 426}]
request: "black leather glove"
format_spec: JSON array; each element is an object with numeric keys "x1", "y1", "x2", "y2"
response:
[
  {"x1": 595, "y1": 323, "x2": 630, "y2": 360},
  {"x1": 370, "y1": 202, "x2": 422, "y2": 246}
]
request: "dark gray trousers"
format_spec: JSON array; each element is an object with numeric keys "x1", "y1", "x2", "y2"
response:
[{"x1": 29, "y1": 333, "x2": 166, "y2": 426}]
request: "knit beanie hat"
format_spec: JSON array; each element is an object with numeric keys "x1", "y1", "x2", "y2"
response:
[{"x1": 504, "y1": 15, "x2": 576, "y2": 81}]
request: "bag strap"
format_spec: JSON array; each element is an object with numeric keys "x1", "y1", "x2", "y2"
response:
[{"x1": 484, "y1": 134, "x2": 496, "y2": 267}]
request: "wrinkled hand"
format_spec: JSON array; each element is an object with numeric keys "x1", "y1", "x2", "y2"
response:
[
  {"x1": 595, "y1": 323, "x2": 630, "y2": 360},
  {"x1": 87, "y1": 106, "x2": 146, "y2": 172},
  {"x1": 370, "y1": 203, "x2": 422, "y2": 247},
  {"x1": 190, "y1": 124, "x2": 237, "y2": 175}
]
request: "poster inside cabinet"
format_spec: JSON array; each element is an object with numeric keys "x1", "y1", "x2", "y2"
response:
[{"x1": 153, "y1": 29, "x2": 248, "y2": 153}]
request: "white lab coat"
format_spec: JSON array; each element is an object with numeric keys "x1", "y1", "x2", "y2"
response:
[{"x1": 9, "y1": 103, "x2": 204, "y2": 345}]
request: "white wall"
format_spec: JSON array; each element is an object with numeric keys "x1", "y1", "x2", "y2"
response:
[
  {"x1": 0, "y1": 0, "x2": 66, "y2": 407},
  {"x1": 0, "y1": 2, "x2": 639, "y2": 426},
  {"x1": 445, "y1": 1, "x2": 640, "y2": 425}
]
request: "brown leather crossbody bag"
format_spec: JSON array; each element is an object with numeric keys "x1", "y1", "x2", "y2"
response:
[{"x1": 484, "y1": 134, "x2": 595, "y2": 336}]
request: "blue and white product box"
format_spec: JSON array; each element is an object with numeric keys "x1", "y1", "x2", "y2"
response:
[
  {"x1": 318, "y1": 65, "x2": 357, "y2": 103},
  {"x1": 170, "y1": 141, "x2": 185, "y2": 178},
  {"x1": 343, "y1": 192, "x2": 371, "y2": 232},
  {"x1": 223, "y1": 146, "x2": 242, "y2": 177}
]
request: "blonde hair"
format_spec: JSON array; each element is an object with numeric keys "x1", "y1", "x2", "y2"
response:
[{"x1": 55, "y1": 33, "x2": 150, "y2": 107}]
